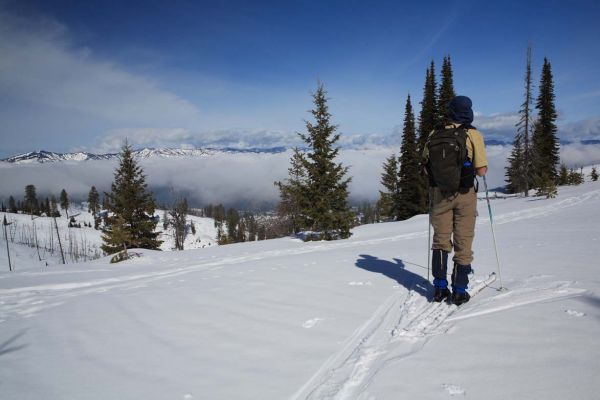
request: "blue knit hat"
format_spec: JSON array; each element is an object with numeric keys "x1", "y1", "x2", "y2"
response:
[{"x1": 447, "y1": 95, "x2": 474, "y2": 124}]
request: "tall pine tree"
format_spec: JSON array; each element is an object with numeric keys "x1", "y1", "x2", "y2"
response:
[
  {"x1": 416, "y1": 61, "x2": 438, "y2": 213},
  {"x1": 397, "y1": 94, "x2": 421, "y2": 220},
  {"x1": 438, "y1": 55, "x2": 456, "y2": 126},
  {"x1": 101, "y1": 142, "x2": 161, "y2": 255},
  {"x1": 532, "y1": 57, "x2": 559, "y2": 186},
  {"x1": 506, "y1": 44, "x2": 535, "y2": 195},
  {"x1": 289, "y1": 82, "x2": 353, "y2": 240}
]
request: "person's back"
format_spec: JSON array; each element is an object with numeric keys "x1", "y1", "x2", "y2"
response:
[{"x1": 423, "y1": 95, "x2": 488, "y2": 305}]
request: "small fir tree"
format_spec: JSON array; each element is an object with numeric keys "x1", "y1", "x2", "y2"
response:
[
  {"x1": 60, "y1": 189, "x2": 70, "y2": 219},
  {"x1": 50, "y1": 195, "x2": 60, "y2": 217},
  {"x1": 8, "y1": 195, "x2": 17, "y2": 213},
  {"x1": 535, "y1": 171, "x2": 558, "y2": 198},
  {"x1": 170, "y1": 198, "x2": 188, "y2": 250},
  {"x1": 88, "y1": 186, "x2": 100, "y2": 214},
  {"x1": 558, "y1": 163, "x2": 569, "y2": 186},
  {"x1": 101, "y1": 142, "x2": 161, "y2": 254},
  {"x1": 378, "y1": 154, "x2": 400, "y2": 221},
  {"x1": 591, "y1": 167, "x2": 598, "y2": 182},
  {"x1": 281, "y1": 82, "x2": 353, "y2": 240},
  {"x1": 24, "y1": 184, "x2": 38, "y2": 215}
]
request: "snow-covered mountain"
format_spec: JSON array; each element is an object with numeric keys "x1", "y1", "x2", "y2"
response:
[
  {"x1": 2, "y1": 147, "x2": 288, "y2": 164},
  {"x1": 1, "y1": 178, "x2": 599, "y2": 399}
]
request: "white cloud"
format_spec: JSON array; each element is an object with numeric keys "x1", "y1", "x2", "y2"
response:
[
  {"x1": 0, "y1": 9, "x2": 201, "y2": 131},
  {"x1": 3, "y1": 144, "x2": 599, "y2": 209},
  {"x1": 559, "y1": 117, "x2": 600, "y2": 141}
]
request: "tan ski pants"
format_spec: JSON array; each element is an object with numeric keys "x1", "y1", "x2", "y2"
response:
[{"x1": 431, "y1": 187, "x2": 477, "y2": 266}]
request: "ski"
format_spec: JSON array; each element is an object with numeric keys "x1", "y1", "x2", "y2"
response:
[{"x1": 392, "y1": 272, "x2": 497, "y2": 338}]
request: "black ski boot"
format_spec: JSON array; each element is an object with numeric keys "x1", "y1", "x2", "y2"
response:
[
  {"x1": 431, "y1": 249, "x2": 450, "y2": 302},
  {"x1": 451, "y1": 263, "x2": 472, "y2": 305},
  {"x1": 451, "y1": 291, "x2": 470, "y2": 305},
  {"x1": 434, "y1": 287, "x2": 451, "y2": 302}
]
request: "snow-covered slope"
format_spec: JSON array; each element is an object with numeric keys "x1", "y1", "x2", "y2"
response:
[
  {"x1": 0, "y1": 206, "x2": 218, "y2": 270},
  {"x1": 0, "y1": 182, "x2": 599, "y2": 399}
]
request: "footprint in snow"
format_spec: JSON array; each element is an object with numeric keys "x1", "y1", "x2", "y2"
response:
[
  {"x1": 442, "y1": 384, "x2": 466, "y2": 396},
  {"x1": 302, "y1": 318, "x2": 324, "y2": 328},
  {"x1": 565, "y1": 309, "x2": 586, "y2": 317},
  {"x1": 348, "y1": 281, "x2": 372, "y2": 286}
]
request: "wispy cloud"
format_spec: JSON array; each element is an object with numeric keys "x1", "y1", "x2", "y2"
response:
[{"x1": 0, "y1": 7, "x2": 202, "y2": 154}]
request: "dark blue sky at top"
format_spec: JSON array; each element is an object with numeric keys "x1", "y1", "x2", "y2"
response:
[{"x1": 1, "y1": 0, "x2": 600, "y2": 156}]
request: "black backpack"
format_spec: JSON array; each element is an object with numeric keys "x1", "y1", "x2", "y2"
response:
[{"x1": 426, "y1": 125, "x2": 475, "y2": 192}]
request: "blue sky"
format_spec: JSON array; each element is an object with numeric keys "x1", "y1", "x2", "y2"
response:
[{"x1": 1, "y1": 0, "x2": 600, "y2": 157}]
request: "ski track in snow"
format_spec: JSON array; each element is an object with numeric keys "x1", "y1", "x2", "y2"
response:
[
  {"x1": 291, "y1": 275, "x2": 496, "y2": 400},
  {"x1": 292, "y1": 273, "x2": 587, "y2": 400}
]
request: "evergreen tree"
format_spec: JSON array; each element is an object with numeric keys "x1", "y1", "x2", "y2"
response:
[
  {"x1": 505, "y1": 134, "x2": 524, "y2": 193},
  {"x1": 8, "y1": 195, "x2": 17, "y2": 213},
  {"x1": 591, "y1": 167, "x2": 599, "y2": 182},
  {"x1": 558, "y1": 163, "x2": 569, "y2": 186},
  {"x1": 106, "y1": 215, "x2": 133, "y2": 263},
  {"x1": 417, "y1": 61, "x2": 439, "y2": 152},
  {"x1": 50, "y1": 195, "x2": 60, "y2": 217},
  {"x1": 567, "y1": 168, "x2": 584, "y2": 185},
  {"x1": 506, "y1": 45, "x2": 535, "y2": 195},
  {"x1": 282, "y1": 82, "x2": 353, "y2": 240},
  {"x1": 24, "y1": 184, "x2": 38, "y2": 215},
  {"x1": 88, "y1": 186, "x2": 100, "y2": 215},
  {"x1": 438, "y1": 55, "x2": 456, "y2": 126},
  {"x1": 378, "y1": 154, "x2": 400, "y2": 220},
  {"x1": 532, "y1": 57, "x2": 559, "y2": 188},
  {"x1": 416, "y1": 62, "x2": 438, "y2": 213},
  {"x1": 397, "y1": 94, "x2": 422, "y2": 220},
  {"x1": 60, "y1": 189, "x2": 70, "y2": 218},
  {"x1": 170, "y1": 198, "x2": 188, "y2": 250},
  {"x1": 535, "y1": 171, "x2": 558, "y2": 198},
  {"x1": 245, "y1": 214, "x2": 258, "y2": 241},
  {"x1": 43, "y1": 197, "x2": 51, "y2": 216},
  {"x1": 226, "y1": 208, "x2": 239, "y2": 242},
  {"x1": 275, "y1": 148, "x2": 310, "y2": 234},
  {"x1": 101, "y1": 142, "x2": 161, "y2": 255}
]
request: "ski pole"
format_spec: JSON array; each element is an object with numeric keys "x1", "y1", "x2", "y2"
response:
[
  {"x1": 483, "y1": 175, "x2": 505, "y2": 290},
  {"x1": 427, "y1": 188, "x2": 432, "y2": 282}
]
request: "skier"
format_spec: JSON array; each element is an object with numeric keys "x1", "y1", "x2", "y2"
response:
[{"x1": 423, "y1": 95, "x2": 488, "y2": 305}]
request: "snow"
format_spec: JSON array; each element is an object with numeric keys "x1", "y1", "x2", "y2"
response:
[
  {"x1": 1, "y1": 181, "x2": 599, "y2": 399},
  {"x1": 0, "y1": 205, "x2": 218, "y2": 270}
]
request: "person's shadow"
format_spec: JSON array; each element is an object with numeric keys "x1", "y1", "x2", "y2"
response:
[{"x1": 355, "y1": 254, "x2": 433, "y2": 300}]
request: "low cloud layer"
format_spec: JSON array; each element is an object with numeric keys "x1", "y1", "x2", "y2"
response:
[{"x1": 1, "y1": 144, "x2": 599, "y2": 210}]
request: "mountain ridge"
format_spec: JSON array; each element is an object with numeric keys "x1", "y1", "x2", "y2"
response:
[{"x1": 2, "y1": 147, "x2": 289, "y2": 164}]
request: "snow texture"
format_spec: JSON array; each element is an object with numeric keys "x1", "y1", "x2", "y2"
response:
[{"x1": 1, "y1": 181, "x2": 599, "y2": 399}]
